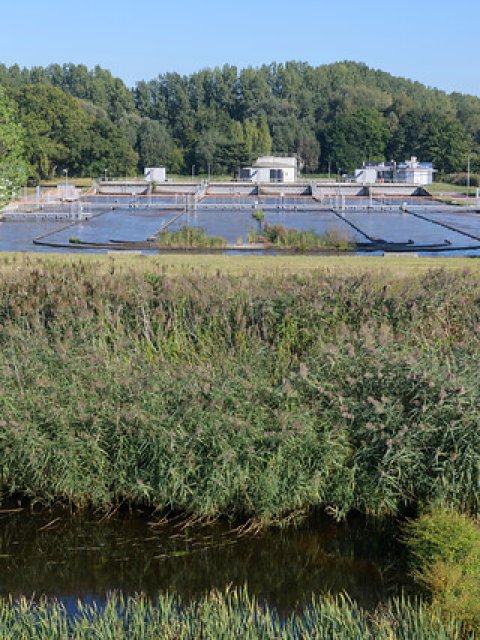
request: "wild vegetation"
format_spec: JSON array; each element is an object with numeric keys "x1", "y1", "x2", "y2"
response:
[
  {"x1": 0, "y1": 259, "x2": 479, "y2": 524},
  {"x1": 1, "y1": 61, "x2": 479, "y2": 182},
  {"x1": 247, "y1": 223, "x2": 353, "y2": 251},
  {"x1": 0, "y1": 589, "x2": 473, "y2": 639},
  {"x1": 156, "y1": 226, "x2": 226, "y2": 248}
]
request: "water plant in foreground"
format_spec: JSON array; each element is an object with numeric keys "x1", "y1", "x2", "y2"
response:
[{"x1": 0, "y1": 590, "x2": 472, "y2": 639}]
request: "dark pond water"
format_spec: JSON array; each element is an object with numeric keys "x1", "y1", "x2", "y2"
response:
[
  {"x1": 0, "y1": 510, "x2": 411, "y2": 611},
  {"x1": 1, "y1": 195, "x2": 480, "y2": 255}
]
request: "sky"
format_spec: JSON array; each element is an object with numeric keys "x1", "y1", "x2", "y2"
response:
[{"x1": 1, "y1": 0, "x2": 479, "y2": 96}]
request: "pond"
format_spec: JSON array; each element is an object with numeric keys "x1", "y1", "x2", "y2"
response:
[{"x1": 0, "y1": 510, "x2": 411, "y2": 613}]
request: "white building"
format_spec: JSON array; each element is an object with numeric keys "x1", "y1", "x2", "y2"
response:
[
  {"x1": 144, "y1": 167, "x2": 166, "y2": 183},
  {"x1": 354, "y1": 157, "x2": 436, "y2": 185},
  {"x1": 240, "y1": 156, "x2": 297, "y2": 183},
  {"x1": 396, "y1": 157, "x2": 435, "y2": 185}
]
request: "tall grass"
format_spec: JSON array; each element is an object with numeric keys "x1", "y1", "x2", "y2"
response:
[
  {"x1": 247, "y1": 223, "x2": 353, "y2": 250},
  {"x1": 156, "y1": 226, "x2": 226, "y2": 248},
  {"x1": 0, "y1": 262, "x2": 479, "y2": 521},
  {"x1": 0, "y1": 590, "x2": 472, "y2": 639}
]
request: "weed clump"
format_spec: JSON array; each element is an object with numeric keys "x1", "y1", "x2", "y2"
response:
[
  {"x1": 248, "y1": 223, "x2": 353, "y2": 251},
  {"x1": 156, "y1": 226, "x2": 226, "y2": 248}
]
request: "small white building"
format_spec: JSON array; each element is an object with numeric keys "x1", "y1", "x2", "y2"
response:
[
  {"x1": 240, "y1": 156, "x2": 297, "y2": 183},
  {"x1": 354, "y1": 157, "x2": 436, "y2": 185},
  {"x1": 144, "y1": 167, "x2": 166, "y2": 183},
  {"x1": 354, "y1": 167, "x2": 378, "y2": 184},
  {"x1": 396, "y1": 157, "x2": 435, "y2": 185}
]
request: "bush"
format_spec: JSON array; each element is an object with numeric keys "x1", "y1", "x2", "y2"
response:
[{"x1": 404, "y1": 508, "x2": 480, "y2": 631}]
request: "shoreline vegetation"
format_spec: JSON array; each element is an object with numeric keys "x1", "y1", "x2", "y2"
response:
[
  {"x1": 0, "y1": 256, "x2": 479, "y2": 521},
  {"x1": 0, "y1": 590, "x2": 473, "y2": 639}
]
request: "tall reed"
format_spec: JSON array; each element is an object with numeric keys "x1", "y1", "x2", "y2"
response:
[{"x1": 0, "y1": 262, "x2": 479, "y2": 521}]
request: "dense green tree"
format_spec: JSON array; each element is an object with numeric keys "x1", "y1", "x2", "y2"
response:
[
  {"x1": 388, "y1": 110, "x2": 470, "y2": 173},
  {"x1": 297, "y1": 135, "x2": 321, "y2": 173},
  {"x1": 80, "y1": 117, "x2": 138, "y2": 177},
  {"x1": 2, "y1": 60, "x2": 479, "y2": 177},
  {"x1": 323, "y1": 107, "x2": 390, "y2": 172},
  {"x1": 195, "y1": 129, "x2": 222, "y2": 174},
  {"x1": 13, "y1": 84, "x2": 87, "y2": 180},
  {"x1": 0, "y1": 87, "x2": 26, "y2": 205},
  {"x1": 136, "y1": 119, "x2": 184, "y2": 172}
]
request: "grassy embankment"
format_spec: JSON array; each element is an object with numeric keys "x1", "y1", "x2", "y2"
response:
[
  {"x1": 427, "y1": 180, "x2": 478, "y2": 197},
  {"x1": 0, "y1": 253, "x2": 479, "y2": 523}
]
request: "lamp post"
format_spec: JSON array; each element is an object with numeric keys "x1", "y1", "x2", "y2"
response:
[
  {"x1": 104, "y1": 168, "x2": 108, "y2": 183},
  {"x1": 467, "y1": 154, "x2": 471, "y2": 197},
  {"x1": 64, "y1": 168, "x2": 68, "y2": 197}
]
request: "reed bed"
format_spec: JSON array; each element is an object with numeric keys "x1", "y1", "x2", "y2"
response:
[
  {"x1": 0, "y1": 261, "x2": 479, "y2": 521},
  {"x1": 156, "y1": 226, "x2": 226, "y2": 248},
  {"x1": 0, "y1": 590, "x2": 472, "y2": 639},
  {"x1": 247, "y1": 224, "x2": 353, "y2": 250}
]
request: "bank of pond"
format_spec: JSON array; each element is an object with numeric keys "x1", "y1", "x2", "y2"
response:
[{"x1": 0, "y1": 506, "x2": 478, "y2": 637}]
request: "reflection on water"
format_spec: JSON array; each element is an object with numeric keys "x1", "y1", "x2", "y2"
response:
[{"x1": 0, "y1": 510, "x2": 411, "y2": 611}]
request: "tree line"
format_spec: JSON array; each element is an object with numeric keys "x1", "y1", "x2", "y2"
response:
[{"x1": 1, "y1": 60, "x2": 479, "y2": 182}]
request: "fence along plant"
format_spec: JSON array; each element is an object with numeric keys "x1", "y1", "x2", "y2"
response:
[{"x1": 0, "y1": 262, "x2": 479, "y2": 521}]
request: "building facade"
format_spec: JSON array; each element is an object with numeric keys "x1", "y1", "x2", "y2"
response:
[
  {"x1": 240, "y1": 156, "x2": 297, "y2": 183},
  {"x1": 354, "y1": 157, "x2": 435, "y2": 185},
  {"x1": 144, "y1": 168, "x2": 166, "y2": 183}
]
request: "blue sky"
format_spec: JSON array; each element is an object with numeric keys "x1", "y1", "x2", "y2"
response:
[{"x1": 1, "y1": 0, "x2": 479, "y2": 95}]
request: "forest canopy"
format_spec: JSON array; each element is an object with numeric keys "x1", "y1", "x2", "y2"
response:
[{"x1": 0, "y1": 60, "x2": 478, "y2": 181}]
